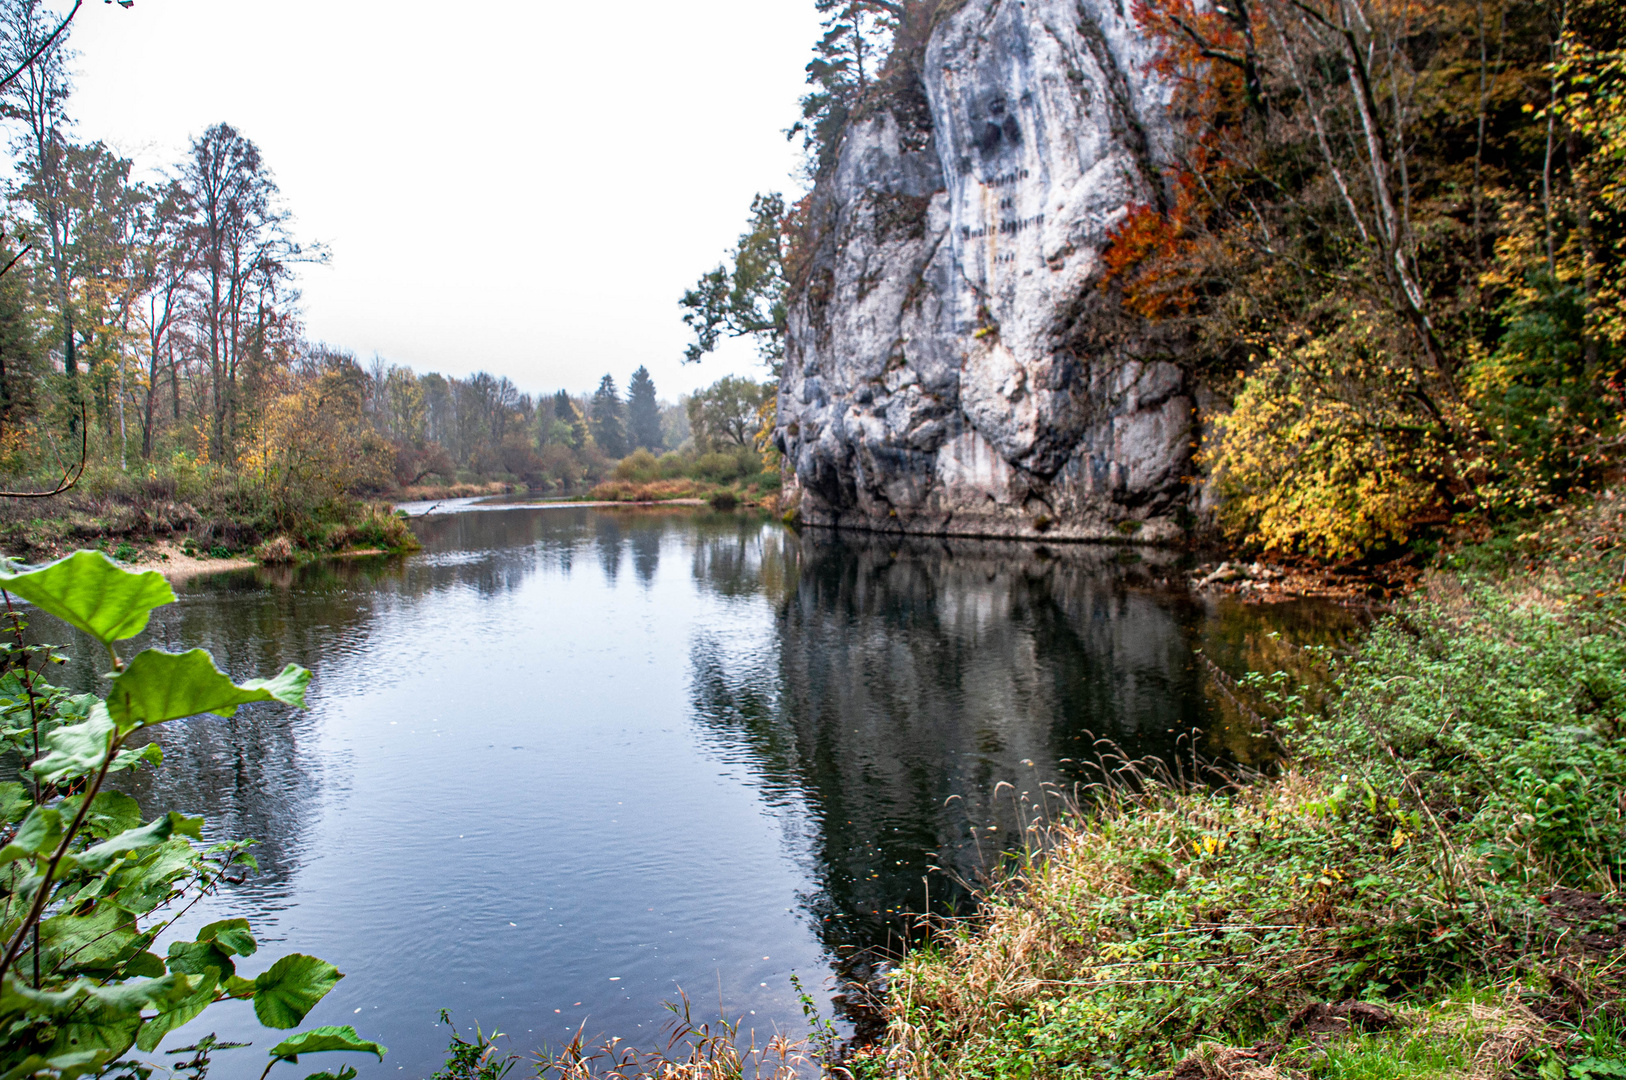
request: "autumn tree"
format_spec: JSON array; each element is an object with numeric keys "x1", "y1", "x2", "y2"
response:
[
  {"x1": 0, "y1": 0, "x2": 78, "y2": 397},
  {"x1": 180, "y1": 123, "x2": 315, "y2": 461},
  {"x1": 686, "y1": 375, "x2": 774, "y2": 450},
  {"x1": 680, "y1": 193, "x2": 793, "y2": 369}
]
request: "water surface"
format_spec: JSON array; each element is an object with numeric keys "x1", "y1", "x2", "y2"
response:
[{"x1": 36, "y1": 507, "x2": 1358, "y2": 1077}]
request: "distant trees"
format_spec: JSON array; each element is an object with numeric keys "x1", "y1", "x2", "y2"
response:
[
  {"x1": 686, "y1": 375, "x2": 774, "y2": 450},
  {"x1": 626, "y1": 365, "x2": 661, "y2": 451},
  {"x1": 590, "y1": 374, "x2": 625, "y2": 458}
]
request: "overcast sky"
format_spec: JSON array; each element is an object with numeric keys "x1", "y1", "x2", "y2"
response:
[{"x1": 57, "y1": 0, "x2": 818, "y2": 399}]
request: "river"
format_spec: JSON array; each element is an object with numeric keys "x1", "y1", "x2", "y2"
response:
[{"x1": 38, "y1": 505, "x2": 1358, "y2": 1078}]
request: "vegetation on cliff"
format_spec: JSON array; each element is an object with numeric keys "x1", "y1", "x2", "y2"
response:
[{"x1": 1100, "y1": 0, "x2": 1626, "y2": 562}]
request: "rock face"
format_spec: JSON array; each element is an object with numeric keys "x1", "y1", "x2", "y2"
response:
[{"x1": 777, "y1": 0, "x2": 1195, "y2": 542}]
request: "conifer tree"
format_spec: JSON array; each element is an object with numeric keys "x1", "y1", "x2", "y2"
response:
[
  {"x1": 590, "y1": 374, "x2": 626, "y2": 458},
  {"x1": 626, "y1": 365, "x2": 662, "y2": 452},
  {"x1": 553, "y1": 388, "x2": 585, "y2": 448}
]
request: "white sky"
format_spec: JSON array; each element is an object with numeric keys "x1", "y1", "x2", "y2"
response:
[{"x1": 57, "y1": 0, "x2": 818, "y2": 400}]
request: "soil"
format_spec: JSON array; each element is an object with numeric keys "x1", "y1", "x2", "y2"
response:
[
  {"x1": 1541, "y1": 888, "x2": 1626, "y2": 952},
  {"x1": 124, "y1": 539, "x2": 255, "y2": 579}
]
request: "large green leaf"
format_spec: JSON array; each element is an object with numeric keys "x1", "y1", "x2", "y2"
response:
[
  {"x1": 268, "y1": 1026, "x2": 387, "y2": 1063},
  {"x1": 166, "y1": 940, "x2": 238, "y2": 980},
  {"x1": 134, "y1": 972, "x2": 219, "y2": 1053},
  {"x1": 57, "y1": 791, "x2": 143, "y2": 840},
  {"x1": 0, "y1": 807, "x2": 62, "y2": 866},
  {"x1": 30, "y1": 708, "x2": 115, "y2": 785},
  {"x1": 252, "y1": 954, "x2": 342, "y2": 1029},
  {"x1": 0, "y1": 782, "x2": 31, "y2": 824},
  {"x1": 199, "y1": 918, "x2": 257, "y2": 957},
  {"x1": 38, "y1": 904, "x2": 139, "y2": 971},
  {"x1": 102, "y1": 838, "x2": 200, "y2": 915},
  {"x1": 105, "y1": 650, "x2": 311, "y2": 735},
  {"x1": 75, "y1": 812, "x2": 202, "y2": 874},
  {"x1": 0, "y1": 551, "x2": 174, "y2": 646}
]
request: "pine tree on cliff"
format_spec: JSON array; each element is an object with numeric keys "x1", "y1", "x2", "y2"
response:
[
  {"x1": 792, "y1": 1, "x2": 902, "y2": 173},
  {"x1": 626, "y1": 366, "x2": 662, "y2": 452},
  {"x1": 590, "y1": 375, "x2": 626, "y2": 458}
]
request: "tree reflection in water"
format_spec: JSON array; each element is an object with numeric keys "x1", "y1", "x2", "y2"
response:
[{"x1": 684, "y1": 525, "x2": 1361, "y2": 1033}]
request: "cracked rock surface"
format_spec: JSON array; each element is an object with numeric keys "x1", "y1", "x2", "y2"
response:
[{"x1": 777, "y1": 0, "x2": 1194, "y2": 542}]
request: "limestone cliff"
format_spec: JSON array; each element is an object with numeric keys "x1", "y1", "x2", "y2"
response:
[{"x1": 776, "y1": 0, "x2": 1195, "y2": 542}]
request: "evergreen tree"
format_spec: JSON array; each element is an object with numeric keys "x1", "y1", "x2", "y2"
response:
[
  {"x1": 552, "y1": 388, "x2": 585, "y2": 448},
  {"x1": 626, "y1": 365, "x2": 662, "y2": 452},
  {"x1": 589, "y1": 374, "x2": 625, "y2": 458}
]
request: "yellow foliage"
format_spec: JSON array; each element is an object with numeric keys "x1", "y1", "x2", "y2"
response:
[
  {"x1": 1202, "y1": 314, "x2": 1442, "y2": 561},
  {"x1": 237, "y1": 364, "x2": 392, "y2": 524}
]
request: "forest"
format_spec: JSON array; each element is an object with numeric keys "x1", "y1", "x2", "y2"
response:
[{"x1": 0, "y1": 0, "x2": 781, "y2": 561}]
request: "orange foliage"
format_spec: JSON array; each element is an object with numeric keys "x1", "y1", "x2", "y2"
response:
[{"x1": 1099, "y1": 0, "x2": 1250, "y2": 316}]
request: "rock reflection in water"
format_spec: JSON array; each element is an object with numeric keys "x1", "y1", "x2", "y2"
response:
[{"x1": 685, "y1": 527, "x2": 1360, "y2": 1033}]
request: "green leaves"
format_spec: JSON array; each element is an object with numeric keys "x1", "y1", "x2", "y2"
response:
[
  {"x1": 105, "y1": 650, "x2": 310, "y2": 735},
  {"x1": 29, "y1": 708, "x2": 115, "y2": 785},
  {"x1": 0, "y1": 808, "x2": 63, "y2": 866},
  {"x1": 0, "y1": 548, "x2": 351, "y2": 1078},
  {"x1": 165, "y1": 920, "x2": 256, "y2": 981},
  {"x1": 199, "y1": 918, "x2": 257, "y2": 958},
  {"x1": 76, "y1": 813, "x2": 202, "y2": 874},
  {"x1": 252, "y1": 954, "x2": 343, "y2": 1029},
  {"x1": 268, "y1": 1026, "x2": 387, "y2": 1063},
  {"x1": 133, "y1": 973, "x2": 218, "y2": 1053},
  {"x1": 0, "y1": 552, "x2": 174, "y2": 646}
]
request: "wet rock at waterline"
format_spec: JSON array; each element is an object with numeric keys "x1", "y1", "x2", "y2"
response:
[{"x1": 776, "y1": 0, "x2": 1193, "y2": 542}]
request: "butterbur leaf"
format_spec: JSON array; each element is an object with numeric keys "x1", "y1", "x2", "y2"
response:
[
  {"x1": 0, "y1": 551, "x2": 175, "y2": 645},
  {"x1": 106, "y1": 650, "x2": 310, "y2": 734},
  {"x1": 135, "y1": 972, "x2": 219, "y2": 1053},
  {"x1": 200, "y1": 918, "x2": 257, "y2": 957},
  {"x1": 0, "y1": 782, "x2": 30, "y2": 823},
  {"x1": 76, "y1": 813, "x2": 200, "y2": 873},
  {"x1": 31, "y1": 708, "x2": 115, "y2": 785},
  {"x1": 303, "y1": 1068, "x2": 358, "y2": 1080},
  {"x1": 269, "y1": 1026, "x2": 387, "y2": 1062},
  {"x1": 252, "y1": 954, "x2": 342, "y2": 1029},
  {"x1": 0, "y1": 807, "x2": 62, "y2": 865}
]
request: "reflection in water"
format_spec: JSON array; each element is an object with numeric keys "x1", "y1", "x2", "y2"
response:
[
  {"x1": 683, "y1": 527, "x2": 1361, "y2": 1033},
  {"x1": 23, "y1": 508, "x2": 1359, "y2": 1075}
]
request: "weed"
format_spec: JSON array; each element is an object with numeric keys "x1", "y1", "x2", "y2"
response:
[{"x1": 882, "y1": 492, "x2": 1626, "y2": 1079}]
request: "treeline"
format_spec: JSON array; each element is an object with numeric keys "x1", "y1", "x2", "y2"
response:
[{"x1": 0, "y1": 0, "x2": 785, "y2": 556}]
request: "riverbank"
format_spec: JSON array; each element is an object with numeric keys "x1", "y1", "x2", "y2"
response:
[
  {"x1": 0, "y1": 465, "x2": 419, "y2": 565},
  {"x1": 863, "y1": 495, "x2": 1626, "y2": 1080}
]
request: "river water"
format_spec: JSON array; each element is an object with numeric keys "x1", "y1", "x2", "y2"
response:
[{"x1": 38, "y1": 506, "x2": 1358, "y2": 1077}]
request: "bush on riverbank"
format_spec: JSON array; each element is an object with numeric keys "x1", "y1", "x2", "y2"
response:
[
  {"x1": 879, "y1": 496, "x2": 1626, "y2": 1079},
  {"x1": 0, "y1": 460, "x2": 418, "y2": 562},
  {"x1": 588, "y1": 446, "x2": 782, "y2": 507}
]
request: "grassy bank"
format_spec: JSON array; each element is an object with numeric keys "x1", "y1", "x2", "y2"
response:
[
  {"x1": 873, "y1": 497, "x2": 1626, "y2": 1079},
  {"x1": 588, "y1": 446, "x2": 783, "y2": 509},
  {"x1": 0, "y1": 462, "x2": 418, "y2": 564}
]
